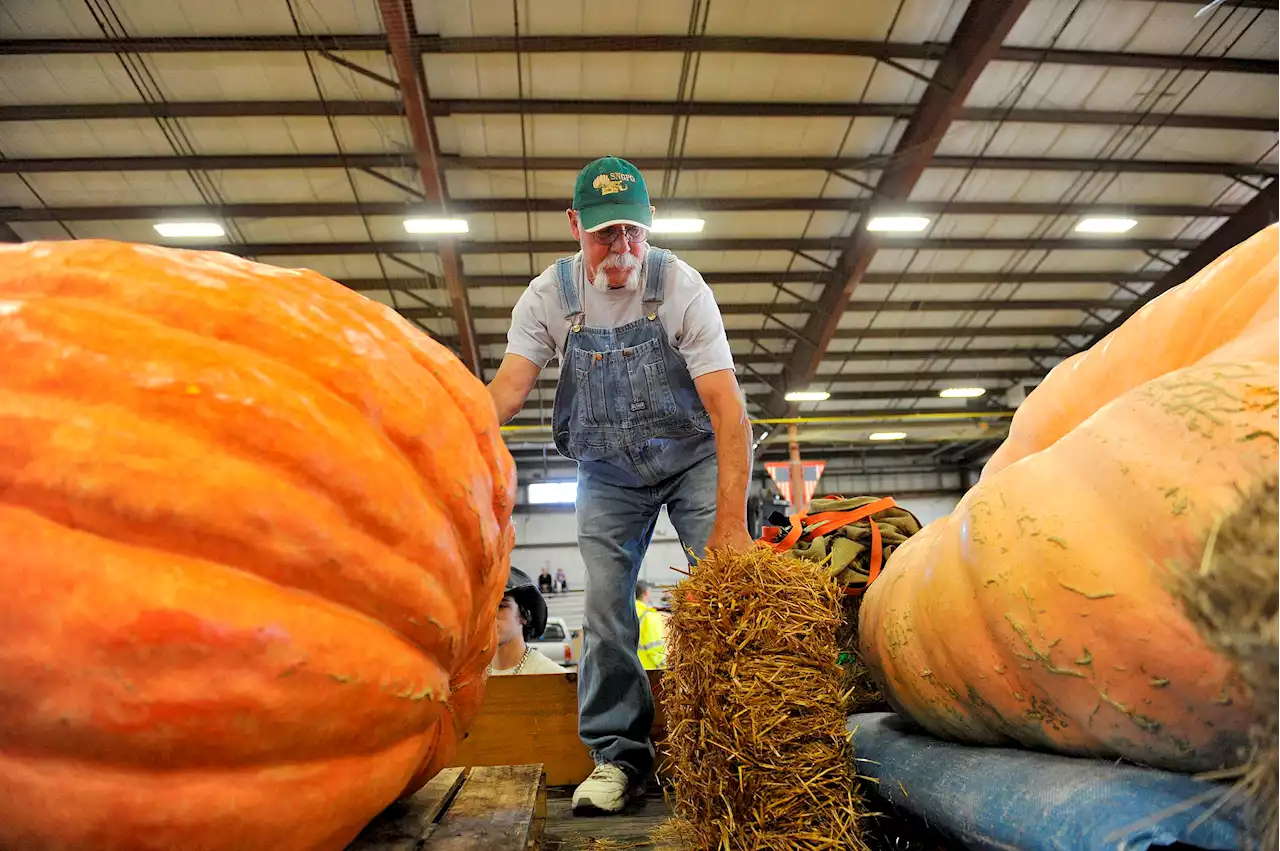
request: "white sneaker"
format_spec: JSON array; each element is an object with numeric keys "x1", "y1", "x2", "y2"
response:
[{"x1": 572, "y1": 763, "x2": 634, "y2": 816}]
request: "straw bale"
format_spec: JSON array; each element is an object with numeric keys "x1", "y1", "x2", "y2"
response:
[
  {"x1": 1174, "y1": 476, "x2": 1278, "y2": 851},
  {"x1": 662, "y1": 547, "x2": 868, "y2": 850}
]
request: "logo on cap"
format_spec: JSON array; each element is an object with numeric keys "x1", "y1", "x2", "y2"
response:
[{"x1": 592, "y1": 172, "x2": 635, "y2": 196}]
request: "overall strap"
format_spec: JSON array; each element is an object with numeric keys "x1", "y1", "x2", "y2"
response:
[
  {"x1": 553, "y1": 256, "x2": 581, "y2": 320},
  {"x1": 642, "y1": 247, "x2": 673, "y2": 309}
]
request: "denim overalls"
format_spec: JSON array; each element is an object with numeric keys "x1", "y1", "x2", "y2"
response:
[
  {"x1": 550, "y1": 246, "x2": 716, "y2": 486},
  {"x1": 551, "y1": 247, "x2": 720, "y2": 780}
]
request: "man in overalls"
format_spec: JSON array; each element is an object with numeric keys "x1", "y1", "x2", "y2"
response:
[{"x1": 487, "y1": 155, "x2": 753, "y2": 815}]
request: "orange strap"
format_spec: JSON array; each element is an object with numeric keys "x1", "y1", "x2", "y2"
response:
[
  {"x1": 801, "y1": 496, "x2": 898, "y2": 541},
  {"x1": 759, "y1": 497, "x2": 899, "y2": 593},
  {"x1": 765, "y1": 515, "x2": 807, "y2": 553}
]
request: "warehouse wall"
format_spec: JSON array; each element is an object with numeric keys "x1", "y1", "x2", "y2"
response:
[{"x1": 509, "y1": 473, "x2": 964, "y2": 590}]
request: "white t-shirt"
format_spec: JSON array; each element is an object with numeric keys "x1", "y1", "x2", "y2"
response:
[
  {"x1": 489, "y1": 648, "x2": 566, "y2": 676},
  {"x1": 505, "y1": 250, "x2": 735, "y2": 379}
]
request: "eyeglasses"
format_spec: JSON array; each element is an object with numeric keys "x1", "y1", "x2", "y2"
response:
[{"x1": 588, "y1": 224, "x2": 648, "y2": 246}]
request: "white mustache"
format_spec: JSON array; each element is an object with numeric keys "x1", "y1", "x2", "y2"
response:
[{"x1": 591, "y1": 252, "x2": 642, "y2": 291}]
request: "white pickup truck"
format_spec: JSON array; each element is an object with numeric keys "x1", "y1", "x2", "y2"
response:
[{"x1": 528, "y1": 617, "x2": 576, "y2": 669}]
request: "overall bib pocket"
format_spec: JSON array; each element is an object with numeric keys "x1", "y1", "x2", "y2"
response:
[{"x1": 572, "y1": 339, "x2": 675, "y2": 429}]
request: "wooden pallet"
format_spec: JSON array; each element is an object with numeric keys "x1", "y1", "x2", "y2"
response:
[{"x1": 347, "y1": 764, "x2": 546, "y2": 851}]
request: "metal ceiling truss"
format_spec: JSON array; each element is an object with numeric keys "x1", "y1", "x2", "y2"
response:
[
  {"x1": 346, "y1": 271, "x2": 1163, "y2": 290},
  {"x1": 375, "y1": 0, "x2": 480, "y2": 377},
  {"x1": 2, "y1": 100, "x2": 1270, "y2": 132},
  {"x1": 775, "y1": 0, "x2": 1032, "y2": 415},
  {"x1": 193, "y1": 236, "x2": 1199, "y2": 257},
  {"x1": 440, "y1": 324, "x2": 1102, "y2": 346},
  {"x1": 2, "y1": 33, "x2": 1273, "y2": 75},
  {"x1": 482, "y1": 347, "x2": 1071, "y2": 370},
  {"x1": 0, "y1": 200, "x2": 1242, "y2": 223},
  {"x1": 1081, "y1": 180, "x2": 1279, "y2": 344},
  {"x1": 3, "y1": 154, "x2": 1270, "y2": 178},
  {"x1": 396, "y1": 298, "x2": 1130, "y2": 320}
]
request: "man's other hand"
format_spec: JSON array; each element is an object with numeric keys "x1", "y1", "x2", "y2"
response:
[{"x1": 706, "y1": 521, "x2": 755, "y2": 555}]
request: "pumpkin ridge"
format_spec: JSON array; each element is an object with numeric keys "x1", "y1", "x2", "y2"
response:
[
  {"x1": 0, "y1": 395, "x2": 469, "y2": 666},
  {"x1": 0, "y1": 291, "x2": 483, "y2": 570},
  {"x1": 0, "y1": 294, "x2": 468, "y2": 574},
  {"x1": 0, "y1": 272, "x2": 503, "y2": 589},
  {"x1": 0, "y1": 506, "x2": 453, "y2": 769}
]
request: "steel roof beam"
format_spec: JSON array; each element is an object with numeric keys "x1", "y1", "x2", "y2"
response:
[
  {"x1": 3, "y1": 153, "x2": 1271, "y2": 178},
  {"x1": 506, "y1": 408, "x2": 1007, "y2": 426},
  {"x1": 375, "y1": 0, "x2": 480, "y2": 377},
  {"x1": 776, "y1": 0, "x2": 1032, "y2": 415},
  {"x1": 397, "y1": 298, "x2": 1129, "y2": 320},
  {"x1": 436, "y1": 324, "x2": 1101, "y2": 345},
  {"x1": 481, "y1": 348, "x2": 1069, "y2": 369},
  {"x1": 207, "y1": 237, "x2": 1197, "y2": 255},
  {"x1": 528, "y1": 367, "x2": 1041, "y2": 386},
  {"x1": 1, "y1": 34, "x2": 1271, "y2": 75},
  {"x1": 0, "y1": 199, "x2": 1243, "y2": 222},
  {"x1": 1079, "y1": 180, "x2": 1279, "y2": 346},
  {"x1": 3, "y1": 99, "x2": 1269, "y2": 132},
  {"x1": 350, "y1": 271, "x2": 1160, "y2": 290}
]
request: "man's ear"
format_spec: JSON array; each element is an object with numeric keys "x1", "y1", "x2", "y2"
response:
[{"x1": 567, "y1": 209, "x2": 582, "y2": 240}]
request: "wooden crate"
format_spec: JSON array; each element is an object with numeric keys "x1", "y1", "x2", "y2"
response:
[
  {"x1": 450, "y1": 670, "x2": 666, "y2": 786},
  {"x1": 347, "y1": 764, "x2": 546, "y2": 851}
]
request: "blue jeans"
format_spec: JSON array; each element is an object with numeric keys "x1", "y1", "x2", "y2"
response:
[{"x1": 575, "y1": 453, "x2": 718, "y2": 780}]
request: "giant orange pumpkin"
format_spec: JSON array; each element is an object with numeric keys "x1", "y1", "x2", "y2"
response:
[
  {"x1": 860, "y1": 224, "x2": 1278, "y2": 772},
  {"x1": 0, "y1": 240, "x2": 516, "y2": 850}
]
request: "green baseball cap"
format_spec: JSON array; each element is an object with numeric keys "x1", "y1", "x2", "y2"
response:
[{"x1": 572, "y1": 155, "x2": 652, "y2": 232}]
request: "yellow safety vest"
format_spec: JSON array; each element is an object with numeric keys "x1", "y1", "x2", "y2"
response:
[{"x1": 636, "y1": 600, "x2": 666, "y2": 670}]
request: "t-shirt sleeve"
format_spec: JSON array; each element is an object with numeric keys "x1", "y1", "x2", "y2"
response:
[
  {"x1": 673, "y1": 270, "x2": 736, "y2": 379},
  {"x1": 505, "y1": 284, "x2": 556, "y2": 368}
]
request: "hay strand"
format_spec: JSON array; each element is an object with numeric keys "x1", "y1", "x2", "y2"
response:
[
  {"x1": 663, "y1": 546, "x2": 868, "y2": 850},
  {"x1": 1174, "y1": 476, "x2": 1278, "y2": 851}
]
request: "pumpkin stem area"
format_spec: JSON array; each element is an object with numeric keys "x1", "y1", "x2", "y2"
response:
[{"x1": 1175, "y1": 477, "x2": 1279, "y2": 850}]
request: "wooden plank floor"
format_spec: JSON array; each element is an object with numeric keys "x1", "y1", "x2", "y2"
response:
[
  {"x1": 348, "y1": 765, "x2": 546, "y2": 851},
  {"x1": 539, "y1": 785, "x2": 957, "y2": 851},
  {"x1": 541, "y1": 786, "x2": 674, "y2": 851}
]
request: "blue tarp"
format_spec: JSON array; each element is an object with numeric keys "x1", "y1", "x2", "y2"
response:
[{"x1": 849, "y1": 712, "x2": 1248, "y2": 851}]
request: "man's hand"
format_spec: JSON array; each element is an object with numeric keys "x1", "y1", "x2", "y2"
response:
[{"x1": 706, "y1": 520, "x2": 755, "y2": 554}]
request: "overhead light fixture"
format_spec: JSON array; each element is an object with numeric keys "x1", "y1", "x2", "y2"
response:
[
  {"x1": 939, "y1": 387, "x2": 987, "y2": 399},
  {"x1": 153, "y1": 221, "x2": 224, "y2": 238},
  {"x1": 1075, "y1": 217, "x2": 1137, "y2": 234},
  {"x1": 650, "y1": 218, "x2": 705, "y2": 234},
  {"x1": 404, "y1": 218, "x2": 469, "y2": 235},
  {"x1": 866, "y1": 216, "x2": 930, "y2": 233},
  {"x1": 784, "y1": 390, "x2": 831, "y2": 402},
  {"x1": 869, "y1": 431, "x2": 907, "y2": 441}
]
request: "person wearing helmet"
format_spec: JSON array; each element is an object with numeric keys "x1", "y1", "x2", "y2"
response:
[{"x1": 490, "y1": 566, "x2": 567, "y2": 676}]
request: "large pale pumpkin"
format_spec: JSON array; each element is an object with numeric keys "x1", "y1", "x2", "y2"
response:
[
  {"x1": 860, "y1": 225, "x2": 1278, "y2": 772},
  {"x1": 0, "y1": 240, "x2": 516, "y2": 850}
]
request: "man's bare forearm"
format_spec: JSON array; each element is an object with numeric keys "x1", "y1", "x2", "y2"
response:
[
  {"x1": 487, "y1": 383, "x2": 521, "y2": 425},
  {"x1": 709, "y1": 403, "x2": 752, "y2": 524},
  {"x1": 487, "y1": 353, "x2": 542, "y2": 425}
]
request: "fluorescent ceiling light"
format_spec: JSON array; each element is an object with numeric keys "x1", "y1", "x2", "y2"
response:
[
  {"x1": 527, "y1": 481, "x2": 577, "y2": 505},
  {"x1": 866, "y1": 216, "x2": 930, "y2": 233},
  {"x1": 939, "y1": 387, "x2": 987, "y2": 399},
  {"x1": 869, "y1": 431, "x2": 908, "y2": 441},
  {"x1": 650, "y1": 218, "x2": 705, "y2": 234},
  {"x1": 1075, "y1": 217, "x2": 1137, "y2": 234},
  {"x1": 404, "y1": 218, "x2": 469, "y2": 235},
  {"x1": 784, "y1": 390, "x2": 831, "y2": 402},
  {"x1": 153, "y1": 221, "x2": 224, "y2": 238}
]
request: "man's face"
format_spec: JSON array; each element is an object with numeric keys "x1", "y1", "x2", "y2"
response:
[
  {"x1": 568, "y1": 210, "x2": 650, "y2": 292},
  {"x1": 496, "y1": 595, "x2": 524, "y2": 646}
]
